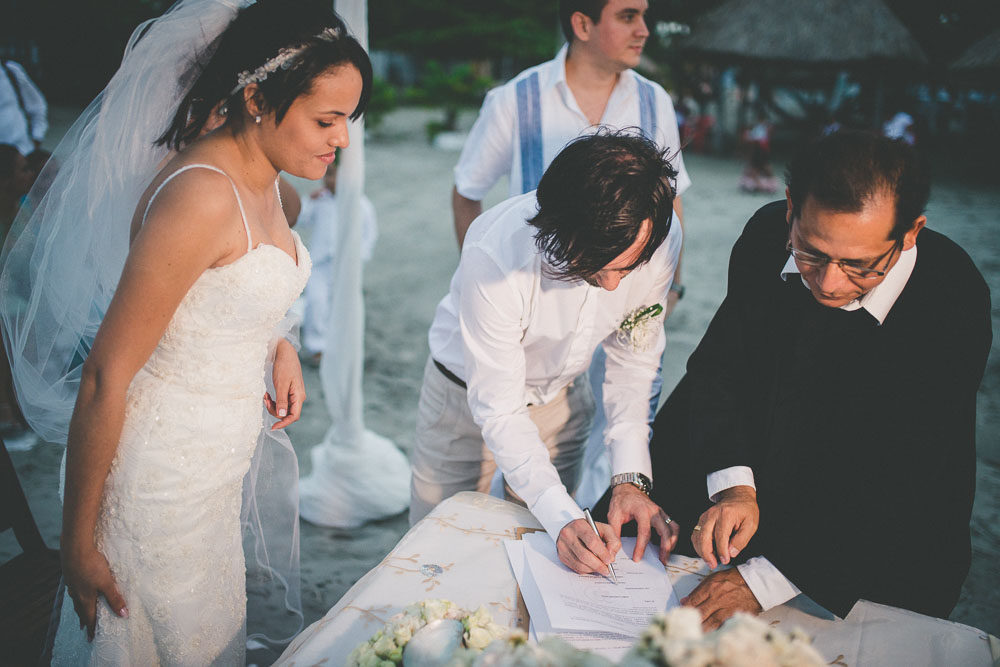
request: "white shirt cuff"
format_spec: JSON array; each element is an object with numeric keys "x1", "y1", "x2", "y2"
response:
[
  {"x1": 531, "y1": 484, "x2": 586, "y2": 542},
  {"x1": 736, "y1": 556, "x2": 802, "y2": 611},
  {"x1": 706, "y1": 466, "x2": 756, "y2": 502}
]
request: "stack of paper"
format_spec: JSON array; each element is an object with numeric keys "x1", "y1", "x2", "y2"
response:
[{"x1": 504, "y1": 532, "x2": 679, "y2": 661}]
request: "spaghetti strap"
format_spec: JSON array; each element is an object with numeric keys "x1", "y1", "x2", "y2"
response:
[
  {"x1": 142, "y1": 163, "x2": 253, "y2": 252},
  {"x1": 275, "y1": 176, "x2": 283, "y2": 211}
]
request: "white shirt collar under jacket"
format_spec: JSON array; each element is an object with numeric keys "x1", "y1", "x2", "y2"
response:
[{"x1": 780, "y1": 245, "x2": 917, "y2": 325}]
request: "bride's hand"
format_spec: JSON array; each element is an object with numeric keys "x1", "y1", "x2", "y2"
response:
[
  {"x1": 266, "y1": 338, "x2": 306, "y2": 429},
  {"x1": 62, "y1": 543, "x2": 128, "y2": 641}
]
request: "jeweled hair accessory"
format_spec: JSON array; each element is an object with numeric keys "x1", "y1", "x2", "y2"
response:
[{"x1": 230, "y1": 25, "x2": 341, "y2": 94}]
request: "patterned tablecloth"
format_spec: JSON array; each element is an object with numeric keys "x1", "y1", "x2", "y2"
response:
[{"x1": 276, "y1": 492, "x2": 997, "y2": 666}]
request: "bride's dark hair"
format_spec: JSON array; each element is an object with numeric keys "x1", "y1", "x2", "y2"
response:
[{"x1": 157, "y1": 0, "x2": 372, "y2": 149}]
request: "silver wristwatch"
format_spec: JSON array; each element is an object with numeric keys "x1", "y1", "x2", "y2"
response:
[{"x1": 610, "y1": 472, "x2": 652, "y2": 496}]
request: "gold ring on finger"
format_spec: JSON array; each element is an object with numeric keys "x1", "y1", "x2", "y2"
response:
[{"x1": 692, "y1": 525, "x2": 702, "y2": 531}]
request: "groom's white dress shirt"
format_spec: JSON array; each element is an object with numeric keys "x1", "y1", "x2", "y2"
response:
[
  {"x1": 428, "y1": 192, "x2": 681, "y2": 538},
  {"x1": 709, "y1": 246, "x2": 918, "y2": 612}
]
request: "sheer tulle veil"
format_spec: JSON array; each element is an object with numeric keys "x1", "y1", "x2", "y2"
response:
[{"x1": 0, "y1": 0, "x2": 303, "y2": 647}]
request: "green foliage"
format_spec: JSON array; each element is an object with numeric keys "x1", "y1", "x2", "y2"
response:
[
  {"x1": 405, "y1": 61, "x2": 493, "y2": 139},
  {"x1": 369, "y1": 0, "x2": 559, "y2": 64},
  {"x1": 364, "y1": 77, "x2": 398, "y2": 132}
]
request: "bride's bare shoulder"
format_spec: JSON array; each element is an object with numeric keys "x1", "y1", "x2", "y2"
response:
[{"x1": 131, "y1": 146, "x2": 242, "y2": 242}]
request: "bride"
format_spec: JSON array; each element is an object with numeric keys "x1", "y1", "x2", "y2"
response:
[{"x1": 0, "y1": 0, "x2": 371, "y2": 663}]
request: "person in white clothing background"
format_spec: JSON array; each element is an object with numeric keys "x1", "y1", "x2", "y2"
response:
[
  {"x1": 451, "y1": 0, "x2": 693, "y2": 509},
  {"x1": 0, "y1": 59, "x2": 47, "y2": 155},
  {"x1": 298, "y1": 161, "x2": 377, "y2": 361},
  {"x1": 411, "y1": 131, "x2": 682, "y2": 575}
]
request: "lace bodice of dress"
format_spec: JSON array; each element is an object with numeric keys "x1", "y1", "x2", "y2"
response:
[{"x1": 143, "y1": 237, "x2": 310, "y2": 398}]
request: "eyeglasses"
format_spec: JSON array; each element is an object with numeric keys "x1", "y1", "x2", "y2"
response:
[{"x1": 785, "y1": 239, "x2": 901, "y2": 280}]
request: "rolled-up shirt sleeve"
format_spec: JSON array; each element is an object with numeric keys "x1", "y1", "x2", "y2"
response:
[
  {"x1": 454, "y1": 86, "x2": 515, "y2": 202},
  {"x1": 458, "y1": 245, "x2": 583, "y2": 539}
]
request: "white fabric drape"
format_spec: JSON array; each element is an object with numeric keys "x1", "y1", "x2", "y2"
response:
[{"x1": 298, "y1": 0, "x2": 410, "y2": 527}]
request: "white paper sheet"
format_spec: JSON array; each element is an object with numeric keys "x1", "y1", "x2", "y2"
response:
[
  {"x1": 520, "y1": 532, "x2": 678, "y2": 637},
  {"x1": 505, "y1": 539, "x2": 636, "y2": 660},
  {"x1": 505, "y1": 534, "x2": 679, "y2": 660}
]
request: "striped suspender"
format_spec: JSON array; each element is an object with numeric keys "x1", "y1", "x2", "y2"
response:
[
  {"x1": 637, "y1": 79, "x2": 658, "y2": 142},
  {"x1": 515, "y1": 72, "x2": 659, "y2": 196},
  {"x1": 515, "y1": 72, "x2": 543, "y2": 195}
]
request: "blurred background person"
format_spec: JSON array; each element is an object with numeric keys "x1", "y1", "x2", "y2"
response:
[
  {"x1": 738, "y1": 111, "x2": 778, "y2": 194},
  {"x1": 0, "y1": 59, "x2": 48, "y2": 155},
  {"x1": 0, "y1": 143, "x2": 35, "y2": 450}
]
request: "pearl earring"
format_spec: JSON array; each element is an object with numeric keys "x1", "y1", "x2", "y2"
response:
[{"x1": 255, "y1": 115, "x2": 261, "y2": 125}]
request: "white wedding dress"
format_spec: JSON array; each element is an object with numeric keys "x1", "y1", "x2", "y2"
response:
[{"x1": 52, "y1": 165, "x2": 311, "y2": 666}]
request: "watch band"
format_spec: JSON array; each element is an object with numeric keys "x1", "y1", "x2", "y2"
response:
[
  {"x1": 610, "y1": 472, "x2": 653, "y2": 495},
  {"x1": 669, "y1": 281, "x2": 685, "y2": 299}
]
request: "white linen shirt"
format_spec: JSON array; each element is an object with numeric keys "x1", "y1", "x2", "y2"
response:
[
  {"x1": 428, "y1": 193, "x2": 682, "y2": 539},
  {"x1": 453, "y1": 44, "x2": 691, "y2": 201},
  {"x1": 710, "y1": 246, "x2": 918, "y2": 612},
  {"x1": 0, "y1": 61, "x2": 47, "y2": 155}
]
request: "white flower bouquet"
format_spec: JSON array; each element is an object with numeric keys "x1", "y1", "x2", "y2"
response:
[
  {"x1": 349, "y1": 602, "x2": 824, "y2": 667},
  {"x1": 347, "y1": 599, "x2": 508, "y2": 666},
  {"x1": 621, "y1": 607, "x2": 825, "y2": 667}
]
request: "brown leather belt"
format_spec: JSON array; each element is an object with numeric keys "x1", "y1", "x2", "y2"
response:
[{"x1": 433, "y1": 359, "x2": 467, "y2": 389}]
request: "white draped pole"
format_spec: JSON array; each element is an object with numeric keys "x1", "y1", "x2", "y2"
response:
[{"x1": 298, "y1": 0, "x2": 410, "y2": 527}]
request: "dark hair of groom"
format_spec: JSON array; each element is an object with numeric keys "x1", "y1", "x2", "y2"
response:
[{"x1": 528, "y1": 130, "x2": 678, "y2": 281}]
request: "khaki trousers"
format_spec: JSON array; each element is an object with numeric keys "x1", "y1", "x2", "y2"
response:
[{"x1": 409, "y1": 356, "x2": 594, "y2": 525}]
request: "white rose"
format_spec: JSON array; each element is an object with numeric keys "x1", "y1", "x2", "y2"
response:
[
  {"x1": 422, "y1": 599, "x2": 451, "y2": 622},
  {"x1": 466, "y1": 627, "x2": 493, "y2": 650},
  {"x1": 663, "y1": 607, "x2": 704, "y2": 641},
  {"x1": 372, "y1": 634, "x2": 396, "y2": 656},
  {"x1": 392, "y1": 623, "x2": 413, "y2": 645}
]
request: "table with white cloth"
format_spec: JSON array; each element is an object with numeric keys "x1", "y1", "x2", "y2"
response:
[{"x1": 276, "y1": 492, "x2": 999, "y2": 666}]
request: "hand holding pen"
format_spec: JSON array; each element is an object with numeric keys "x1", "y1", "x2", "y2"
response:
[{"x1": 555, "y1": 508, "x2": 622, "y2": 581}]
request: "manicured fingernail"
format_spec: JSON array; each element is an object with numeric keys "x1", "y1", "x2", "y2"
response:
[
  {"x1": 730, "y1": 546, "x2": 739, "y2": 558},
  {"x1": 278, "y1": 408, "x2": 287, "y2": 417},
  {"x1": 119, "y1": 606, "x2": 129, "y2": 618}
]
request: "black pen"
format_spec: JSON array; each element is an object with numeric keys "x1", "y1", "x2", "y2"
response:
[{"x1": 582, "y1": 507, "x2": 618, "y2": 584}]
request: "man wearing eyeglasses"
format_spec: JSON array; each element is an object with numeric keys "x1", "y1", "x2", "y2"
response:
[{"x1": 618, "y1": 130, "x2": 991, "y2": 628}]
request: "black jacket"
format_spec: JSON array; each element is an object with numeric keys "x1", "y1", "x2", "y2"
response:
[{"x1": 650, "y1": 201, "x2": 991, "y2": 618}]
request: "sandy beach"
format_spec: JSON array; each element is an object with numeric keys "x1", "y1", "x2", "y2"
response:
[{"x1": 3, "y1": 106, "x2": 998, "y2": 663}]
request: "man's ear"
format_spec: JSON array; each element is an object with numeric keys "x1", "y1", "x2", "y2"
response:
[
  {"x1": 571, "y1": 11, "x2": 594, "y2": 42},
  {"x1": 901, "y1": 215, "x2": 926, "y2": 251}
]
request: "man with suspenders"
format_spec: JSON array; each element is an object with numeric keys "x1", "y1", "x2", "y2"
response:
[
  {"x1": 452, "y1": 0, "x2": 690, "y2": 249},
  {"x1": 450, "y1": 0, "x2": 692, "y2": 510}
]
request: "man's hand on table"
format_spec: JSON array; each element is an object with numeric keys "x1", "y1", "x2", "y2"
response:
[
  {"x1": 607, "y1": 483, "x2": 679, "y2": 564},
  {"x1": 681, "y1": 567, "x2": 762, "y2": 630},
  {"x1": 557, "y1": 519, "x2": 621, "y2": 575},
  {"x1": 692, "y1": 485, "x2": 758, "y2": 569}
]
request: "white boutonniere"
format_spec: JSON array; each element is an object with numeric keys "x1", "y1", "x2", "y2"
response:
[{"x1": 617, "y1": 303, "x2": 664, "y2": 351}]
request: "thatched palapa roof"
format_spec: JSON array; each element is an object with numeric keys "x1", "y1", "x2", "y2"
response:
[
  {"x1": 951, "y1": 29, "x2": 1000, "y2": 71},
  {"x1": 681, "y1": 0, "x2": 927, "y2": 65}
]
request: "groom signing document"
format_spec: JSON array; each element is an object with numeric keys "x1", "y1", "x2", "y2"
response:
[{"x1": 410, "y1": 131, "x2": 681, "y2": 575}]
